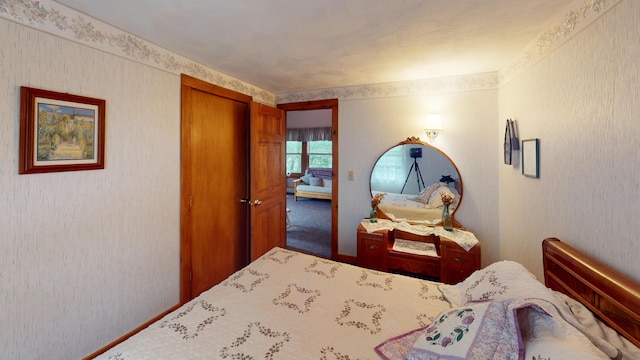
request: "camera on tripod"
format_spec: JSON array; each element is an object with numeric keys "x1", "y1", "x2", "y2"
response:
[{"x1": 401, "y1": 147, "x2": 425, "y2": 193}]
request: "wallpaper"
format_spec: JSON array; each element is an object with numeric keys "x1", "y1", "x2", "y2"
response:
[
  {"x1": 0, "y1": 0, "x2": 276, "y2": 105},
  {"x1": 498, "y1": 0, "x2": 639, "y2": 282},
  {"x1": 500, "y1": 0, "x2": 622, "y2": 85},
  {"x1": 0, "y1": 0, "x2": 621, "y2": 105},
  {"x1": 0, "y1": 18, "x2": 181, "y2": 359}
]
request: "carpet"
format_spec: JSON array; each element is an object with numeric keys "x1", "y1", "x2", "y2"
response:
[{"x1": 286, "y1": 197, "x2": 331, "y2": 258}]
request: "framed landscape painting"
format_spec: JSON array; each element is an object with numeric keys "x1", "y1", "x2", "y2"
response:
[{"x1": 19, "y1": 86, "x2": 105, "y2": 174}]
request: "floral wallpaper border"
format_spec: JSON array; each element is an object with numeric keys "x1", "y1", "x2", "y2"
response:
[
  {"x1": 499, "y1": 0, "x2": 621, "y2": 85},
  {"x1": 0, "y1": 0, "x2": 276, "y2": 105},
  {"x1": 1, "y1": 0, "x2": 621, "y2": 104},
  {"x1": 277, "y1": 0, "x2": 622, "y2": 103},
  {"x1": 275, "y1": 72, "x2": 500, "y2": 103}
]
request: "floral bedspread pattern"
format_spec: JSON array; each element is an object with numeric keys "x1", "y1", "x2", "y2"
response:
[{"x1": 94, "y1": 248, "x2": 450, "y2": 360}]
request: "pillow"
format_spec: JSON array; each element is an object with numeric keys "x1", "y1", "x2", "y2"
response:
[
  {"x1": 410, "y1": 183, "x2": 440, "y2": 204},
  {"x1": 437, "y1": 261, "x2": 619, "y2": 359},
  {"x1": 322, "y1": 179, "x2": 332, "y2": 188},
  {"x1": 428, "y1": 186, "x2": 455, "y2": 207},
  {"x1": 517, "y1": 303, "x2": 612, "y2": 360},
  {"x1": 376, "y1": 298, "x2": 614, "y2": 360},
  {"x1": 300, "y1": 174, "x2": 313, "y2": 184},
  {"x1": 439, "y1": 260, "x2": 548, "y2": 307},
  {"x1": 375, "y1": 299, "x2": 524, "y2": 360},
  {"x1": 309, "y1": 177, "x2": 322, "y2": 186}
]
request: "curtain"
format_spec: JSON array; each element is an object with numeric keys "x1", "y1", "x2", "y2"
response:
[{"x1": 287, "y1": 127, "x2": 332, "y2": 141}]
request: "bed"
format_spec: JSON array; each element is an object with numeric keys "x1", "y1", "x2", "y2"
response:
[
  {"x1": 376, "y1": 192, "x2": 447, "y2": 225},
  {"x1": 293, "y1": 167, "x2": 332, "y2": 201},
  {"x1": 89, "y1": 238, "x2": 640, "y2": 359},
  {"x1": 374, "y1": 183, "x2": 460, "y2": 225}
]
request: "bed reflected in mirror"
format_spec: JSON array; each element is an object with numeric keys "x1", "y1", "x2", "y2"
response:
[{"x1": 370, "y1": 136, "x2": 462, "y2": 224}]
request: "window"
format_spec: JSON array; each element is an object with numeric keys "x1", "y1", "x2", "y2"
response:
[
  {"x1": 370, "y1": 145, "x2": 406, "y2": 192},
  {"x1": 286, "y1": 141, "x2": 302, "y2": 174},
  {"x1": 286, "y1": 140, "x2": 332, "y2": 176},
  {"x1": 308, "y1": 141, "x2": 332, "y2": 168}
]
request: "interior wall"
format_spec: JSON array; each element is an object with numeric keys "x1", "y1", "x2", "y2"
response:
[
  {"x1": 0, "y1": 19, "x2": 181, "y2": 359},
  {"x1": 287, "y1": 109, "x2": 332, "y2": 128},
  {"x1": 337, "y1": 91, "x2": 500, "y2": 265},
  {"x1": 498, "y1": 0, "x2": 640, "y2": 282}
]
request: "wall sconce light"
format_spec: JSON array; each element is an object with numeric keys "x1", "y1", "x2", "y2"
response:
[{"x1": 424, "y1": 113, "x2": 442, "y2": 142}]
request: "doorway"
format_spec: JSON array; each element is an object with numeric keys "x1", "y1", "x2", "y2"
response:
[{"x1": 278, "y1": 99, "x2": 338, "y2": 260}]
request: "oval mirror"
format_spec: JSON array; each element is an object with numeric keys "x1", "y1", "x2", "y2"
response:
[{"x1": 370, "y1": 137, "x2": 462, "y2": 224}]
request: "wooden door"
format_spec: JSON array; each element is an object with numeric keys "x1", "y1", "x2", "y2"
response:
[
  {"x1": 249, "y1": 102, "x2": 286, "y2": 260},
  {"x1": 180, "y1": 75, "x2": 251, "y2": 303}
]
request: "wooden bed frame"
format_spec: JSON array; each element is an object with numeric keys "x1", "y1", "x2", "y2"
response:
[{"x1": 543, "y1": 237, "x2": 640, "y2": 348}]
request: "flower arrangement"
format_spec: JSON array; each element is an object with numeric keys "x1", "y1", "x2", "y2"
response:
[
  {"x1": 440, "y1": 191, "x2": 454, "y2": 230},
  {"x1": 371, "y1": 192, "x2": 386, "y2": 210},
  {"x1": 440, "y1": 191, "x2": 453, "y2": 208}
]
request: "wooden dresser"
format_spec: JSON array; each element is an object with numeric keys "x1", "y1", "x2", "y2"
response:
[{"x1": 357, "y1": 223, "x2": 481, "y2": 284}]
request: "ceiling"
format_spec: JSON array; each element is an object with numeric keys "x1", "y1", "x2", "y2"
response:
[{"x1": 55, "y1": 0, "x2": 573, "y2": 94}]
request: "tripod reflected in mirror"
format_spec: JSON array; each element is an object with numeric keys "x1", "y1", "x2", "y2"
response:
[{"x1": 401, "y1": 147, "x2": 425, "y2": 193}]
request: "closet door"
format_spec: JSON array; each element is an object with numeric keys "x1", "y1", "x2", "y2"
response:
[{"x1": 180, "y1": 75, "x2": 251, "y2": 302}]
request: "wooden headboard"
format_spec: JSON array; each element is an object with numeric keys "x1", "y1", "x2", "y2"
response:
[{"x1": 542, "y1": 238, "x2": 640, "y2": 348}]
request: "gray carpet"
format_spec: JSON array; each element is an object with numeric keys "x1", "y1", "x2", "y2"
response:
[{"x1": 286, "y1": 197, "x2": 331, "y2": 258}]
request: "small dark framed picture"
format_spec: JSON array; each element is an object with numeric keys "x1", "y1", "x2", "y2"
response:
[
  {"x1": 522, "y1": 138, "x2": 539, "y2": 178},
  {"x1": 19, "y1": 86, "x2": 106, "y2": 174}
]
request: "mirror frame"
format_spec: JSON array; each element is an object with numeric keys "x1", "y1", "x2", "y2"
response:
[{"x1": 369, "y1": 136, "x2": 463, "y2": 220}]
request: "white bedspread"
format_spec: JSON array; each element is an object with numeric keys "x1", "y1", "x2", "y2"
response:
[{"x1": 93, "y1": 248, "x2": 450, "y2": 359}]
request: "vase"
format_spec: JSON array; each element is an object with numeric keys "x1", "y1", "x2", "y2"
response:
[
  {"x1": 442, "y1": 205, "x2": 453, "y2": 231},
  {"x1": 369, "y1": 208, "x2": 379, "y2": 223}
]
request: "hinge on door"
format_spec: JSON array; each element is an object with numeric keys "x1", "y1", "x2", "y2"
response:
[
  {"x1": 189, "y1": 271, "x2": 192, "y2": 281},
  {"x1": 189, "y1": 195, "x2": 193, "y2": 207},
  {"x1": 190, "y1": 113, "x2": 193, "y2": 123}
]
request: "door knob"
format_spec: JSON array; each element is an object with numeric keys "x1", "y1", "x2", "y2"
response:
[{"x1": 240, "y1": 198, "x2": 261, "y2": 206}]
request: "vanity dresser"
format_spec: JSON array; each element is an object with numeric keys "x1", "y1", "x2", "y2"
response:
[
  {"x1": 357, "y1": 222, "x2": 480, "y2": 284},
  {"x1": 361, "y1": 136, "x2": 480, "y2": 284}
]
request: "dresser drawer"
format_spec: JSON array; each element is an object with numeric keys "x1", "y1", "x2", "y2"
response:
[
  {"x1": 357, "y1": 232, "x2": 387, "y2": 271},
  {"x1": 388, "y1": 251, "x2": 440, "y2": 279},
  {"x1": 441, "y1": 243, "x2": 481, "y2": 284}
]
